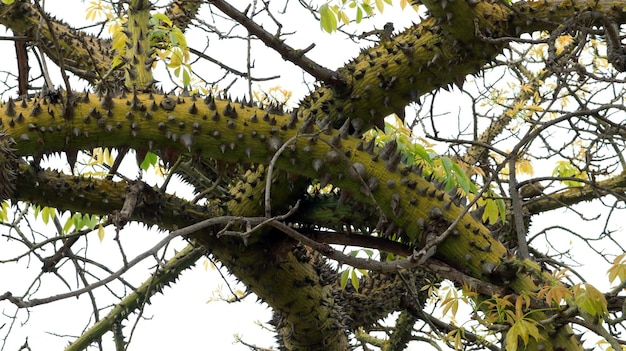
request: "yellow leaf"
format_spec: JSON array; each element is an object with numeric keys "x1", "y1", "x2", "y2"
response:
[
  {"x1": 517, "y1": 158, "x2": 534, "y2": 176},
  {"x1": 574, "y1": 283, "x2": 608, "y2": 317},
  {"x1": 103, "y1": 148, "x2": 113, "y2": 165},
  {"x1": 506, "y1": 319, "x2": 542, "y2": 351},
  {"x1": 167, "y1": 48, "x2": 183, "y2": 68},
  {"x1": 520, "y1": 83, "x2": 534, "y2": 94},
  {"x1": 608, "y1": 253, "x2": 626, "y2": 284},
  {"x1": 482, "y1": 198, "x2": 499, "y2": 224},
  {"x1": 537, "y1": 281, "x2": 571, "y2": 307},
  {"x1": 555, "y1": 34, "x2": 574, "y2": 55},
  {"x1": 0, "y1": 201, "x2": 8, "y2": 222},
  {"x1": 111, "y1": 28, "x2": 128, "y2": 53},
  {"x1": 97, "y1": 224, "x2": 105, "y2": 242},
  {"x1": 375, "y1": 0, "x2": 384, "y2": 13},
  {"x1": 338, "y1": 10, "x2": 349, "y2": 25},
  {"x1": 447, "y1": 328, "x2": 464, "y2": 350}
]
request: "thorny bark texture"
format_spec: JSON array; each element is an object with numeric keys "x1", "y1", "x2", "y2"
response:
[{"x1": 2, "y1": 0, "x2": 626, "y2": 350}]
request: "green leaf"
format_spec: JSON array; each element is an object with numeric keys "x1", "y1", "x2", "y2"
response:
[
  {"x1": 410, "y1": 144, "x2": 433, "y2": 166},
  {"x1": 33, "y1": 205, "x2": 40, "y2": 219},
  {"x1": 340, "y1": 269, "x2": 350, "y2": 289},
  {"x1": 140, "y1": 151, "x2": 158, "y2": 170},
  {"x1": 441, "y1": 156, "x2": 453, "y2": 176},
  {"x1": 483, "y1": 199, "x2": 499, "y2": 224},
  {"x1": 41, "y1": 206, "x2": 56, "y2": 225},
  {"x1": 170, "y1": 28, "x2": 187, "y2": 50},
  {"x1": 350, "y1": 269, "x2": 360, "y2": 291},
  {"x1": 453, "y1": 164, "x2": 471, "y2": 193},
  {"x1": 496, "y1": 198, "x2": 507, "y2": 224},
  {"x1": 552, "y1": 160, "x2": 586, "y2": 186},
  {"x1": 182, "y1": 67, "x2": 191, "y2": 88},
  {"x1": 356, "y1": 7, "x2": 363, "y2": 22},
  {"x1": 574, "y1": 283, "x2": 608, "y2": 317},
  {"x1": 152, "y1": 13, "x2": 172, "y2": 26},
  {"x1": 2, "y1": 0, "x2": 15, "y2": 4},
  {"x1": 319, "y1": 4, "x2": 337, "y2": 33},
  {"x1": 361, "y1": 2, "x2": 373, "y2": 16},
  {"x1": 63, "y1": 215, "x2": 74, "y2": 234}
]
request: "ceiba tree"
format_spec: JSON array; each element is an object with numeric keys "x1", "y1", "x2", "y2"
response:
[{"x1": 1, "y1": 0, "x2": 626, "y2": 350}]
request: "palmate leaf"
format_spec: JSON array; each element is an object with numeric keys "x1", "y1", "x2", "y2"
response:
[
  {"x1": 573, "y1": 283, "x2": 608, "y2": 318},
  {"x1": 505, "y1": 319, "x2": 543, "y2": 351},
  {"x1": 608, "y1": 253, "x2": 626, "y2": 285}
]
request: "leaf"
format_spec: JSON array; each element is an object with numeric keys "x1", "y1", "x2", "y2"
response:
[
  {"x1": 168, "y1": 51, "x2": 182, "y2": 69},
  {"x1": 506, "y1": 319, "x2": 542, "y2": 351},
  {"x1": 63, "y1": 215, "x2": 74, "y2": 234},
  {"x1": 537, "y1": 281, "x2": 572, "y2": 307},
  {"x1": 319, "y1": 4, "x2": 337, "y2": 33},
  {"x1": 41, "y1": 206, "x2": 56, "y2": 225},
  {"x1": 452, "y1": 164, "x2": 471, "y2": 193},
  {"x1": 97, "y1": 224, "x2": 105, "y2": 242},
  {"x1": 170, "y1": 28, "x2": 187, "y2": 51},
  {"x1": 608, "y1": 253, "x2": 626, "y2": 284},
  {"x1": 140, "y1": 151, "x2": 158, "y2": 170},
  {"x1": 517, "y1": 158, "x2": 534, "y2": 176},
  {"x1": 360, "y1": 2, "x2": 373, "y2": 16},
  {"x1": 555, "y1": 34, "x2": 574, "y2": 55},
  {"x1": 440, "y1": 291, "x2": 459, "y2": 317},
  {"x1": 410, "y1": 143, "x2": 433, "y2": 166},
  {"x1": 152, "y1": 12, "x2": 172, "y2": 26},
  {"x1": 337, "y1": 9, "x2": 349, "y2": 25},
  {"x1": 1, "y1": 0, "x2": 15, "y2": 4},
  {"x1": 441, "y1": 156, "x2": 453, "y2": 179},
  {"x1": 0, "y1": 201, "x2": 8, "y2": 222},
  {"x1": 552, "y1": 160, "x2": 586, "y2": 186},
  {"x1": 447, "y1": 328, "x2": 464, "y2": 350},
  {"x1": 350, "y1": 269, "x2": 360, "y2": 291},
  {"x1": 496, "y1": 198, "x2": 507, "y2": 224},
  {"x1": 483, "y1": 198, "x2": 500, "y2": 225},
  {"x1": 182, "y1": 67, "x2": 191, "y2": 88},
  {"x1": 103, "y1": 148, "x2": 113, "y2": 166},
  {"x1": 375, "y1": 0, "x2": 384, "y2": 13},
  {"x1": 111, "y1": 28, "x2": 128, "y2": 52},
  {"x1": 340, "y1": 269, "x2": 350, "y2": 289},
  {"x1": 574, "y1": 283, "x2": 608, "y2": 318}
]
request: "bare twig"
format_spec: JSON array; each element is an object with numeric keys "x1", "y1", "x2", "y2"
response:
[{"x1": 207, "y1": 0, "x2": 344, "y2": 86}]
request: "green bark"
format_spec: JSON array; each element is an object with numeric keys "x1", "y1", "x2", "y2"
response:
[
  {"x1": 3, "y1": 0, "x2": 626, "y2": 349},
  {"x1": 1, "y1": 88, "x2": 578, "y2": 349}
]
